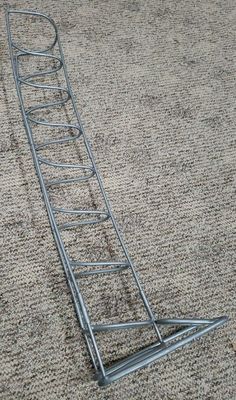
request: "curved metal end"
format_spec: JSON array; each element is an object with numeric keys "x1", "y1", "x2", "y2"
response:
[
  {"x1": 7, "y1": 8, "x2": 58, "y2": 32},
  {"x1": 215, "y1": 315, "x2": 229, "y2": 325},
  {"x1": 6, "y1": 9, "x2": 58, "y2": 54}
]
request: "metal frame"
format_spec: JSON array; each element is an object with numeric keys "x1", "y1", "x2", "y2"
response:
[{"x1": 5, "y1": 9, "x2": 228, "y2": 386}]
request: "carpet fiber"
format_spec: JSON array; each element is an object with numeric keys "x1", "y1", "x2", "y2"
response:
[{"x1": 0, "y1": 1, "x2": 235, "y2": 399}]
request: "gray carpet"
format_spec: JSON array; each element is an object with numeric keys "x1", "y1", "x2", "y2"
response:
[{"x1": 0, "y1": 1, "x2": 235, "y2": 399}]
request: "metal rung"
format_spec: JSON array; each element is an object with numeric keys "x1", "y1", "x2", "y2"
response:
[
  {"x1": 58, "y1": 219, "x2": 109, "y2": 229},
  {"x1": 6, "y1": 9, "x2": 228, "y2": 387},
  {"x1": 71, "y1": 260, "x2": 129, "y2": 268},
  {"x1": 72, "y1": 260, "x2": 130, "y2": 275},
  {"x1": 46, "y1": 172, "x2": 95, "y2": 186},
  {"x1": 52, "y1": 208, "x2": 110, "y2": 228},
  {"x1": 91, "y1": 317, "x2": 216, "y2": 333},
  {"x1": 35, "y1": 133, "x2": 82, "y2": 150},
  {"x1": 91, "y1": 320, "x2": 154, "y2": 332},
  {"x1": 38, "y1": 156, "x2": 93, "y2": 170},
  {"x1": 41, "y1": 158, "x2": 95, "y2": 185},
  {"x1": 77, "y1": 265, "x2": 129, "y2": 276}
]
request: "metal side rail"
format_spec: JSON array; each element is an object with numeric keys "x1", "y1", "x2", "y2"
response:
[{"x1": 6, "y1": 9, "x2": 228, "y2": 387}]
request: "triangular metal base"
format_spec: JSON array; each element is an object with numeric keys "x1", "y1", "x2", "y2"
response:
[{"x1": 97, "y1": 316, "x2": 228, "y2": 386}]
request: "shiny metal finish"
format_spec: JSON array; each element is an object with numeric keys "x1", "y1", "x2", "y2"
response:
[{"x1": 5, "y1": 9, "x2": 228, "y2": 386}]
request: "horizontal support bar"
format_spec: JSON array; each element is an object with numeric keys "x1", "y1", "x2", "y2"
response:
[
  {"x1": 26, "y1": 111, "x2": 81, "y2": 129},
  {"x1": 53, "y1": 208, "x2": 108, "y2": 215},
  {"x1": 55, "y1": 209, "x2": 110, "y2": 229},
  {"x1": 77, "y1": 265, "x2": 129, "y2": 276},
  {"x1": 91, "y1": 320, "x2": 154, "y2": 332},
  {"x1": 35, "y1": 133, "x2": 82, "y2": 150},
  {"x1": 155, "y1": 318, "x2": 215, "y2": 326},
  {"x1": 90, "y1": 317, "x2": 217, "y2": 333},
  {"x1": 46, "y1": 172, "x2": 95, "y2": 185},
  {"x1": 71, "y1": 260, "x2": 129, "y2": 268},
  {"x1": 53, "y1": 208, "x2": 110, "y2": 228},
  {"x1": 59, "y1": 219, "x2": 110, "y2": 229},
  {"x1": 19, "y1": 78, "x2": 69, "y2": 92},
  {"x1": 38, "y1": 156, "x2": 94, "y2": 170},
  {"x1": 72, "y1": 260, "x2": 130, "y2": 276}
]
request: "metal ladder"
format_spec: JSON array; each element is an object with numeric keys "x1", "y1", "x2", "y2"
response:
[{"x1": 6, "y1": 9, "x2": 228, "y2": 386}]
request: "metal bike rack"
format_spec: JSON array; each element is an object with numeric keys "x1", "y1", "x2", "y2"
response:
[{"x1": 6, "y1": 9, "x2": 228, "y2": 386}]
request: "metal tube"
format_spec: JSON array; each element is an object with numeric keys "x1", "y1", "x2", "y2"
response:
[{"x1": 6, "y1": 9, "x2": 106, "y2": 378}]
